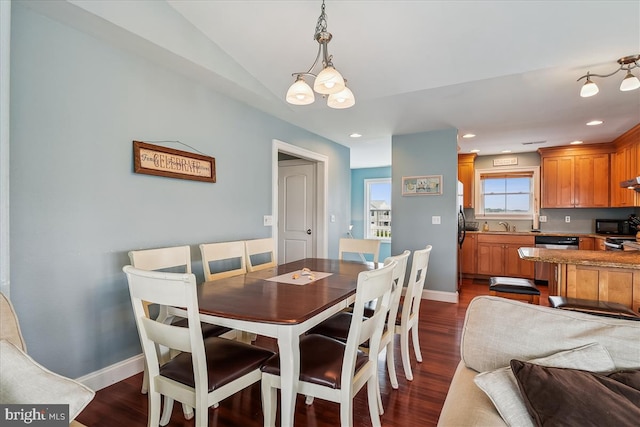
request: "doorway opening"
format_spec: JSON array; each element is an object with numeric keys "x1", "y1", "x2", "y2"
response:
[{"x1": 272, "y1": 140, "x2": 328, "y2": 264}]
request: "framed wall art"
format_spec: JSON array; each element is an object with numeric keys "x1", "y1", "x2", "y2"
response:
[
  {"x1": 133, "y1": 140, "x2": 216, "y2": 183},
  {"x1": 402, "y1": 175, "x2": 442, "y2": 196}
]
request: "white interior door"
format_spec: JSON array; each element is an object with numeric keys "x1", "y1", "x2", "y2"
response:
[{"x1": 278, "y1": 160, "x2": 315, "y2": 264}]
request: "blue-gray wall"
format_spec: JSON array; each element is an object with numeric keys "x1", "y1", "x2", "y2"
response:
[
  {"x1": 392, "y1": 129, "x2": 459, "y2": 293},
  {"x1": 350, "y1": 167, "x2": 392, "y2": 261},
  {"x1": 9, "y1": 4, "x2": 351, "y2": 379}
]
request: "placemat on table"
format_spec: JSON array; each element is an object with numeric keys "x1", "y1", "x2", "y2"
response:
[{"x1": 266, "y1": 270, "x2": 333, "y2": 285}]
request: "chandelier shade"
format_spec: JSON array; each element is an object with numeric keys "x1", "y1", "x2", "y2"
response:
[
  {"x1": 286, "y1": 77, "x2": 315, "y2": 105},
  {"x1": 285, "y1": 1, "x2": 355, "y2": 109},
  {"x1": 327, "y1": 85, "x2": 355, "y2": 109},
  {"x1": 577, "y1": 54, "x2": 639, "y2": 97}
]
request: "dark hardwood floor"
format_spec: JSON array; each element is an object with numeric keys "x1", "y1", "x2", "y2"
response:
[{"x1": 76, "y1": 279, "x2": 549, "y2": 427}]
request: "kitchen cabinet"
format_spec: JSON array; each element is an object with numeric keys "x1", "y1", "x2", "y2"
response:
[
  {"x1": 476, "y1": 234, "x2": 535, "y2": 279},
  {"x1": 578, "y1": 236, "x2": 594, "y2": 250},
  {"x1": 539, "y1": 145, "x2": 612, "y2": 208},
  {"x1": 458, "y1": 153, "x2": 477, "y2": 208},
  {"x1": 460, "y1": 233, "x2": 477, "y2": 274},
  {"x1": 594, "y1": 236, "x2": 606, "y2": 251},
  {"x1": 610, "y1": 124, "x2": 640, "y2": 207}
]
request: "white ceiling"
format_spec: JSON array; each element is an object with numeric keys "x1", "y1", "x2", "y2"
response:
[{"x1": 25, "y1": 0, "x2": 640, "y2": 168}]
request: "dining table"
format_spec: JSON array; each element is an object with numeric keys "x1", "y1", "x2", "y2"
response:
[{"x1": 191, "y1": 257, "x2": 376, "y2": 427}]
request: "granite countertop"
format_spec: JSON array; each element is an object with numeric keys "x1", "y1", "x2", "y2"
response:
[
  {"x1": 518, "y1": 247, "x2": 640, "y2": 270},
  {"x1": 466, "y1": 231, "x2": 629, "y2": 239}
]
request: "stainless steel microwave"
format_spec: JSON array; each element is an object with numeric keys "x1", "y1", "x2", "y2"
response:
[{"x1": 595, "y1": 219, "x2": 636, "y2": 235}]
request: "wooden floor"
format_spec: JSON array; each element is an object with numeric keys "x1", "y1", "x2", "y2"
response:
[{"x1": 76, "y1": 279, "x2": 549, "y2": 427}]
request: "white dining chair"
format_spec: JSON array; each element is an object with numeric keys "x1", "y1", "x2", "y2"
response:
[
  {"x1": 123, "y1": 266, "x2": 274, "y2": 427},
  {"x1": 244, "y1": 238, "x2": 277, "y2": 272},
  {"x1": 199, "y1": 241, "x2": 247, "y2": 281},
  {"x1": 260, "y1": 260, "x2": 396, "y2": 427},
  {"x1": 338, "y1": 238, "x2": 381, "y2": 263},
  {"x1": 128, "y1": 245, "x2": 232, "y2": 402},
  {"x1": 396, "y1": 245, "x2": 432, "y2": 381},
  {"x1": 306, "y1": 250, "x2": 410, "y2": 414}
]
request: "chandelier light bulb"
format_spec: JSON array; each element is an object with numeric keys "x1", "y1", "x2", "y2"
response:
[
  {"x1": 620, "y1": 70, "x2": 640, "y2": 92},
  {"x1": 327, "y1": 85, "x2": 355, "y2": 109},
  {"x1": 286, "y1": 76, "x2": 315, "y2": 105},
  {"x1": 580, "y1": 77, "x2": 599, "y2": 97}
]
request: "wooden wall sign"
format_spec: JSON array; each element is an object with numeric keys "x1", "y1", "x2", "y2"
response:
[{"x1": 133, "y1": 141, "x2": 216, "y2": 183}]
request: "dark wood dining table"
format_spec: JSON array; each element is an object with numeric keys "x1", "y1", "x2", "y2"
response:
[{"x1": 193, "y1": 258, "x2": 376, "y2": 427}]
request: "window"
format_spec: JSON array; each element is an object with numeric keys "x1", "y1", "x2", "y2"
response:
[
  {"x1": 364, "y1": 178, "x2": 391, "y2": 240},
  {"x1": 474, "y1": 167, "x2": 539, "y2": 219}
]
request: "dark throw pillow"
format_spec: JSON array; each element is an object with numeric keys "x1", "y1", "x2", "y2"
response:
[{"x1": 510, "y1": 359, "x2": 640, "y2": 427}]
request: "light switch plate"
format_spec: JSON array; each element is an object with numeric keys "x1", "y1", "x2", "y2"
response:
[
  {"x1": 432, "y1": 216, "x2": 441, "y2": 225},
  {"x1": 539, "y1": 215, "x2": 547, "y2": 223},
  {"x1": 263, "y1": 215, "x2": 273, "y2": 226}
]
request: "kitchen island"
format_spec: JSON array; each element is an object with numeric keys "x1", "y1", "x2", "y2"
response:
[{"x1": 518, "y1": 247, "x2": 640, "y2": 312}]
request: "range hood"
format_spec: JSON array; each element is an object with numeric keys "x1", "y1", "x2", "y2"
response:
[{"x1": 621, "y1": 177, "x2": 640, "y2": 192}]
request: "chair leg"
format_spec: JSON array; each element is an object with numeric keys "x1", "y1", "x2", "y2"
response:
[
  {"x1": 386, "y1": 341, "x2": 399, "y2": 389},
  {"x1": 339, "y1": 395, "x2": 354, "y2": 427},
  {"x1": 411, "y1": 323, "x2": 422, "y2": 363},
  {"x1": 400, "y1": 327, "x2": 413, "y2": 381},
  {"x1": 181, "y1": 403, "x2": 194, "y2": 419},
  {"x1": 367, "y1": 376, "x2": 382, "y2": 427},
  {"x1": 159, "y1": 396, "x2": 173, "y2": 426},
  {"x1": 261, "y1": 375, "x2": 277, "y2": 427},
  {"x1": 148, "y1": 391, "x2": 162, "y2": 427},
  {"x1": 141, "y1": 362, "x2": 149, "y2": 394}
]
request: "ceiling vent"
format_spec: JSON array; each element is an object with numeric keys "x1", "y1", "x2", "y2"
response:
[{"x1": 521, "y1": 140, "x2": 547, "y2": 146}]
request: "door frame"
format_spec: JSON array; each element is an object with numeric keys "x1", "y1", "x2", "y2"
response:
[{"x1": 272, "y1": 139, "x2": 328, "y2": 262}]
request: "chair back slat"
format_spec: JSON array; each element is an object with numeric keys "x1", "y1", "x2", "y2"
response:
[
  {"x1": 338, "y1": 238, "x2": 381, "y2": 263},
  {"x1": 128, "y1": 246, "x2": 191, "y2": 273},
  {"x1": 199, "y1": 241, "x2": 247, "y2": 281},
  {"x1": 245, "y1": 238, "x2": 277, "y2": 272}
]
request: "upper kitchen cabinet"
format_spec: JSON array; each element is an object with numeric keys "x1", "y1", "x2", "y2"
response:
[
  {"x1": 539, "y1": 145, "x2": 613, "y2": 208},
  {"x1": 458, "y1": 153, "x2": 477, "y2": 208},
  {"x1": 610, "y1": 124, "x2": 640, "y2": 208}
]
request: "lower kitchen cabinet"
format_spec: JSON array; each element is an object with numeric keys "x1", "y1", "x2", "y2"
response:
[
  {"x1": 578, "y1": 236, "x2": 595, "y2": 250},
  {"x1": 460, "y1": 233, "x2": 477, "y2": 274},
  {"x1": 476, "y1": 234, "x2": 535, "y2": 279}
]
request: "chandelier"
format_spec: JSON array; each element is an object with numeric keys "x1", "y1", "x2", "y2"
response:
[
  {"x1": 577, "y1": 54, "x2": 640, "y2": 97},
  {"x1": 285, "y1": 0, "x2": 355, "y2": 109}
]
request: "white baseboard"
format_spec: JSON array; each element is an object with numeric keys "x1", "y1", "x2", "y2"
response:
[
  {"x1": 422, "y1": 289, "x2": 459, "y2": 304},
  {"x1": 75, "y1": 353, "x2": 144, "y2": 391}
]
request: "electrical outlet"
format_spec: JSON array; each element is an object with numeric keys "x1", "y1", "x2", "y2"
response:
[
  {"x1": 565, "y1": 216, "x2": 571, "y2": 223},
  {"x1": 263, "y1": 215, "x2": 273, "y2": 226},
  {"x1": 539, "y1": 215, "x2": 547, "y2": 223},
  {"x1": 432, "y1": 216, "x2": 441, "y2": 225}
]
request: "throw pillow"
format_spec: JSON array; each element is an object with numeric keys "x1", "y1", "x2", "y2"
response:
[
  {"x1": 511, "y1": 360, "x2": 640, "y2": 427},
  {"x1": 473, "y1": 342, "x2": 616, "y2": 427},
  {"x1": 0, "y1": 340, "x2": 95, "y2": 420}
]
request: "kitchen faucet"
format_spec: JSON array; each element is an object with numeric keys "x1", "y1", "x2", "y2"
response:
[{"x1": 498, "y1": 221, "x2": 510, "y2": 231}]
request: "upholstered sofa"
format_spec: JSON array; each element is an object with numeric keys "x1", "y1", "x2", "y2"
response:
[
  {"x1": 0, "y1": 293, "x2": 94, "y2": 426},
  {"x1": 437, "y1": 296, "x2": 640, "y2": 426}
]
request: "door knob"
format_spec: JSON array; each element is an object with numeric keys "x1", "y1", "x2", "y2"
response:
[{"x1": 306, "y1": 229, "x2": 312, "y2": 235}]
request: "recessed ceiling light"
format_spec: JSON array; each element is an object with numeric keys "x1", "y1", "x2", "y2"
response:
[
  {"x1": 570, "y1": 140, "x2": 584, "y2": 145},
  {"x1": 349, "y1": 133, "x2": 362, "y2": 138},
  {"x1": 462, "y1": 133, "x2": 476, "y2": 138},
  {"x1": 586, "y1": 120, "x2": 603, "y2": 126},
  {"x1": 470, "y1": 149, "x2": 480, "y2": 153},
  {"x1": 501, "y1": 150, "x2": 512, "y2": 153}
]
